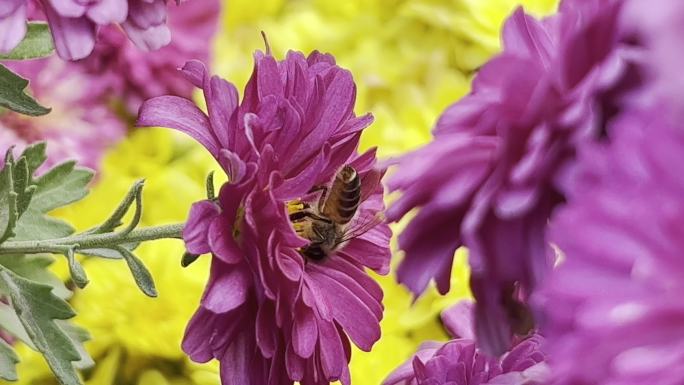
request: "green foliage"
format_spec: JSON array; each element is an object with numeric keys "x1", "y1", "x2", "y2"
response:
[
  {"x1": 0, "y1": 254, "x2": 69, "y2": 299},
  {"x1": 12, "y1": 158, "x2": 93, "y2": 241},
  {"x1": 0, "y1": 143, "x2": 182, "y2": 384},
  {"x1": 0, "y1": 338, "x2": 19, "y2": 381},
  {"x1": 0, "y1": 23, "x2": 55, "y2": 61},
  {"x1": 0, "y1": 64, "x2": 50, "y2": 116},
  {"x1": 0, "y1": 268, "x2": 82, "y2": 385}
]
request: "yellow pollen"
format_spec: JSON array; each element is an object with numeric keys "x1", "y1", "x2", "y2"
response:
[{"x1": 287, "y1": 199, "x2": 304, "y2": 214}]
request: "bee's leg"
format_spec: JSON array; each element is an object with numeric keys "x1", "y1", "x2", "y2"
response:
[
  {"x1": 318, "y1": 187, "x2": 328, "y2": 212},
  {"x1": 307, "y1": 186, "x2": 328, "y2": 212}
]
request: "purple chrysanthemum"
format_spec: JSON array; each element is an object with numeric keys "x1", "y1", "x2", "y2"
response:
[
  {"x1": 384, "y1": 301, "x2": 547, "y2": 385},
  {"x1": 0, "y1": 0, "x2": 185, "y2": 60},
  {"x1": 537, "y1": 108, "x2": 684, "y2": 385},
  {"x1": 0, "y1": 59, "x2": 125, "y2": 170},
  {"x1": 138, "y1": 50, "x2": 391, "y2": 385},
  {"x1": 621, "y1": 0, "x2": 684, "y2": 118},
  {"x1": 78, "y1": 0, "x2": 219, "y2": 114},
  {"x1": 387, "y1": 0, "x2": 637, "y2": 355}
]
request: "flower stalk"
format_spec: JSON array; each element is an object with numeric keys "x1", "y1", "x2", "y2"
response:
[{"x1": 0, "y1": 223, "x2": 184, "y2": 255}]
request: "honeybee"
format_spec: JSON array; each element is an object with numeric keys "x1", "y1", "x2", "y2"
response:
[{"x1": 289, "y1": 165, "x2": 378, "y2": 261}]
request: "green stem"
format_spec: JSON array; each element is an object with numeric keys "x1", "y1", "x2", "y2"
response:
[{"x1": 0, "y1": 223, "x2": 184, "y2": 255}]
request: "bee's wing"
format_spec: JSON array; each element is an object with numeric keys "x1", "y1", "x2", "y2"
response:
[{"x1": 337, "y1": 211, "x2": 385, "y2": 245}]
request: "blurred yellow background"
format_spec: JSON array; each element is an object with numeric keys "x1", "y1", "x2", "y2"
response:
[{"x1": 12, "y1": 1, "x2": 558, "y2": 384}]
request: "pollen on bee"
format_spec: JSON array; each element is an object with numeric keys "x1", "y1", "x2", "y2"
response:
[{"x1": 287, "y1": 200, "x2": 305, "y2": 214}]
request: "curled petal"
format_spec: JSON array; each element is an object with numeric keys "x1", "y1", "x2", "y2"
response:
[
  {"x1": 183, "y1": 200, "x2": 220, "y2": 255},
  {"x1": 208, "y1": 214, "x2": 243, "y2": 264},
  {"x1": 138, "y1": 95, "x2": 219, "y2": 156}
]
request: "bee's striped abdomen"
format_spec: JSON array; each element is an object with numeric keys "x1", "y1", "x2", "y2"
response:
[{"x1": 322, "y1": 165, "x2": 361, "y2": 225}]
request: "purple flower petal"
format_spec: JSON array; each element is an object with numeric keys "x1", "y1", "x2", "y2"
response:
[
  {"x1": 0, "y1": 2, "x2": 26, "y2": 53},
  {"x1": 122, "y1": 19, "x2": 171, "y2": 51},
  {"x1": 42, "y1": 3, "x2": 96, "y2": 60},
  {"x1": 201, "y1": 261, "x2": 251, "y2": 314},
  {"x1": 86, "y1": 0, "x2": 127, "y2": 24},
  {"x1": 137, "y1": 95, "x2": 219, "y2": 156},
  {"x1": 46, "y1": 0, "x2": 86, "y2": 18},
  {"x1": 183, "y1": 200, "x2": 220, "y2": 255}
]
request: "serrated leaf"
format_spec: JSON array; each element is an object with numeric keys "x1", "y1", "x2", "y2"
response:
[
  {"x1": 0, "y1": 64, "x2": 50, "y2": 116},
  {"x1": 11, "y1": 161, "x2": 93, "y2": 241},
  {"x1": 57, "y1": 322, "x2": 93, "y2": 370},
  {"x1": 12, "y1": 214, "x2": 73, "y2": 242},
  {"x1": 19, "y1": 142, "x2": 47, "y2": 177},
  {"x1": 0, "y1": 254, "x2": 70, "y2": 299},
  {"x1": 0, "y1": 304, "x2": 92, "y2": 371},
  {"x1": 115, "y1": 247, "x2": 157, "y2": 298},
  {"x1": 0, "y1": 23, "x2": 54, "y2": 61},
  {"x1": 0, "y1": 338, "x2": 19, "y2": 381},
  {"x1": 0, "y1": 267, "x2": 82, "y2": 385},
  {"x1": 28, "y1": 161, "x2": 93, "y2": 213}
]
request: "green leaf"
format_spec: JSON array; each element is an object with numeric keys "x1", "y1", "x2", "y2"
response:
[
  {"x1": 79, "y1": 242, "x2": 139, "y2": 260},
  {"x1": 19, "y1": 142, "x2": 47, "y2": 177},
  {"x1": 0, "y1": 254, "x2": 70, "y2": 299},
  {"x1": 0, "y1": 156, "x2": 18, "y2": 244},
  {"x1": 0, "y1": 338, "x2": 19, "y2": 381},
  {"x1": 12, "y1": 156, "x2": 35, "y2": 218},
  {"x1": 0, "y1": 267, "x2": 82, "y2": 385},
  {"x1": 0, "y1": 23, "x2": 54, "y2": 61},
  {"x1": 88, "y1": 180, "x2": 144, "y2": 234},
  {"x1": 12, "y1": 161, "x2": 93, "y2": 241},
  {"x1": 115, "y1": 246, "x2": 157, "y2": 298},
  {"x1": 11, "y1": 214, "x2": 73, "y2": 243},
  {"x1": 28, "y1": 161, "x2": 93, "y2": 213},
  {"x1": 181, "y1": 251, "x2": 201, "y2": 267},
  {"x1": 0, "y1": 64, "x2": 50, "y2": 116},
  {"x1": 0, "y1": 305, "x2": 93, "y2": 371},
  {"x1": 57, "y1": 322, "x2": 93, "y2": 370},
  {"x1": 0, "y1": 302, "x2": 35, "y2": 350},
  {"x1": 206, "y1": 171, "x2": 215, "y2": 200},
  {"x1": 65, "y1": 248, "x2": 88, "y2": 289}
]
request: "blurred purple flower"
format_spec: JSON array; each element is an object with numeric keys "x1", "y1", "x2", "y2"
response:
[
  {"x1": 0, "y1": 0, "x2": 184, "y2": 60},
  {"x1": 138, "y1": 51, "x2": 391, "y2": 385},
  {"x1": 386, "y1": 0, "x2": 639, "y2": 355},
  {"x1": 78, "y1": 0, "x2": 220, "y2": 114},
  {"x1": 0, "y1": 59, "x2": 125, "y2": 170},
  {"x1": 384, "y1": 301, "x2": 548, "y2": 385},
  {"x1": 622, "y1": 0, "x2": 684, "y2": 117},
  {"x1": 537, "y1": 108, "x2": 684, "y2": 385}
]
